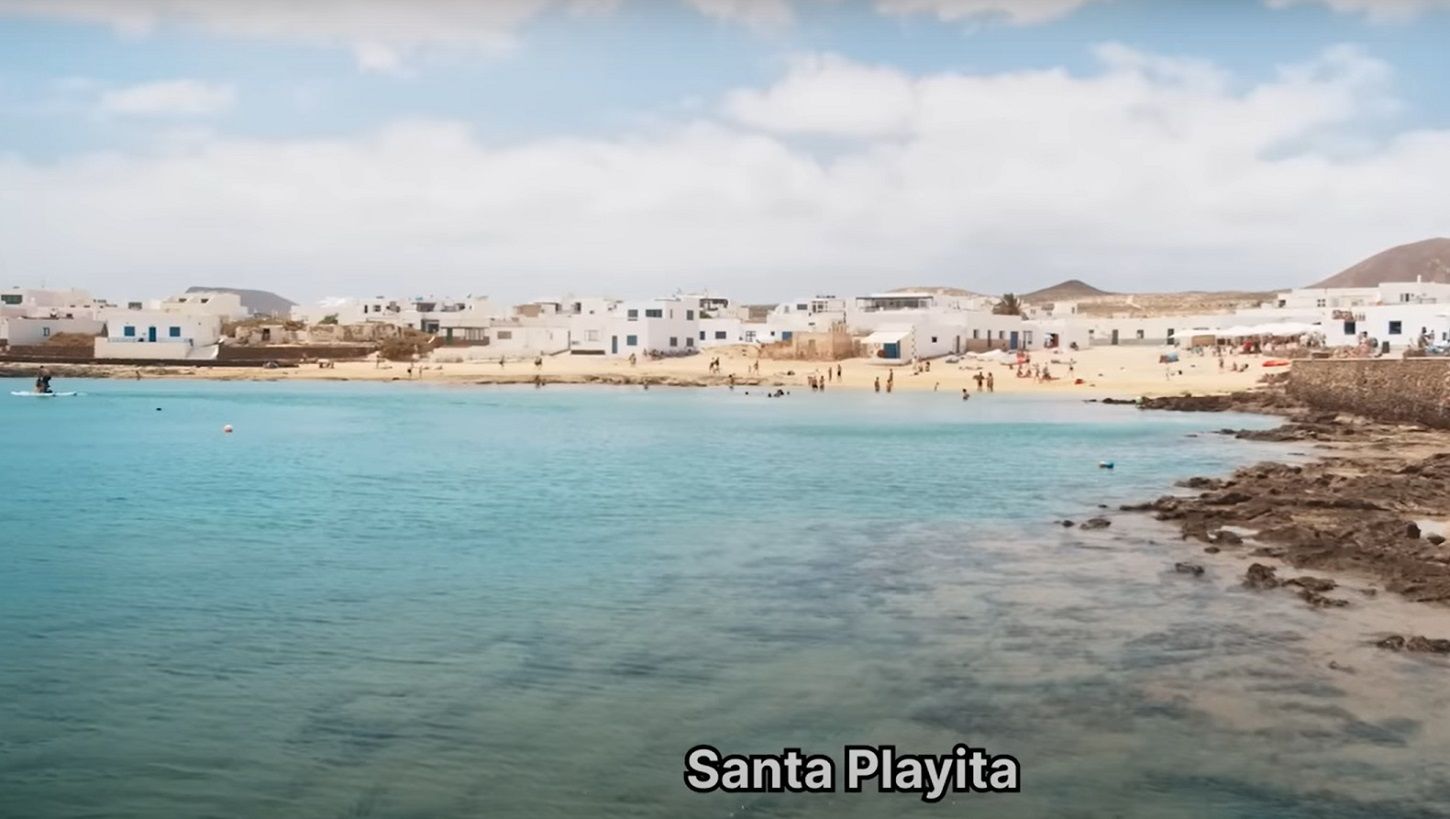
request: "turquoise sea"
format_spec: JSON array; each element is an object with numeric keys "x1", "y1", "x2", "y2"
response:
[{"x1": 3, "y1": 380, "x2": 1449, "y2": 818}]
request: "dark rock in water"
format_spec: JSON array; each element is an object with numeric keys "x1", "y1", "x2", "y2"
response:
[
  {"x1": 1377, "y1": 635, "x2": 1450, "y2": 653},
  {"x1": 1205, "y1": 491, "x2": 1253, "y2": 506},
  {"x1": 1204, "y1": 545, "x2": 1222, "y2": 554},
  {"x1": 1244, "y1": 563, "x2": 1281, "y2": 590},
  {"x1": 1298, "y1": 589, "x2": 1349, "y2": 608},
  {"x1": 1059, "y1": 520, "x2": 1075, "y2": 528},
  {"x1": 1429, "y1": 534, "x2": 1447, "y2": 546},
  {"x1": 1250, "y1": 546, "x2": 1286, "y2": 558},
  {"x1": 1407, "y1": 636, "x2": 1450, "y2": 653},
  {"x1": 1327, "y1": 660, "x2": 1355, "y2": 674},
  {"x1": 1287, "y1": 576, "x2": 1337, "y2": 593},
  {"x1": 1079, "y1": 517, "x2": 1111, "y2": 531},
  {"x1": 1173, "y1": 562, "x2": 1205, "y2": 576},
  {"x1": 1100, "y1": 397, "x2": 1139, "y2": 405},
  {"x1": 1176, "y1": 476, "x2": 1223, "y2": 490},
  {"x1": 1406, "y1": 522, "x2": 1422, "y2": 539},
  {"x1": 1214, "y1": 530, "x2": 1244, "y2": 546}
]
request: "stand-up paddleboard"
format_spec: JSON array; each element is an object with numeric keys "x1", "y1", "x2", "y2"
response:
[{"x1": 10, "y1": 391, "x2": 79, "y2": 398}]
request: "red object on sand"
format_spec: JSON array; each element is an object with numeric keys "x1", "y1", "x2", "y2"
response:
[{"x1": 1263, "y1": 360, "x2": 1290, "y2": 367}]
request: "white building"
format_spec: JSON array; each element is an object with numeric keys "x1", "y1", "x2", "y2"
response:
[
  {"x1": 96, "y1": 309, "x2": 222, "y2": 360},
  {"x1": 605, "y1": 295, "x2": 703, "y2": 356},
  {"x1": 0, "y1": 288, "x2": 103, "y2": 319},
  {"x1": 0, "y1": 316, "x2": 105, "y2": 345},
  {"x1": 161, "y1": 291, "x2": 249, "y2": 321}
]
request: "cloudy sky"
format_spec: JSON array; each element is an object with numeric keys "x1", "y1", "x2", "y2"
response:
[{"x1": 1, "y1": 0, "x2": 1448, "y2": 305}]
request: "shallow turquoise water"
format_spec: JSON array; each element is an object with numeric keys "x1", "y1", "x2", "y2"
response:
[{"x1": 2, "y1": 380, "x2": 1448, "y2": 818}]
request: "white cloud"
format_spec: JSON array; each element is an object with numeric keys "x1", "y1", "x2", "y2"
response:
[
  {"x1": 2, "y1": 46, "x2": 1446, "y2": 302},
  {"x1": 873, "y1": 0, "x2": 1103, "y2": 25},
  {"x1": 1265, "y1": 0, "x2": 1450, "y2": 23},
  {"x1": 98, "y1": 79, "x2": 235, "y2": 116}
]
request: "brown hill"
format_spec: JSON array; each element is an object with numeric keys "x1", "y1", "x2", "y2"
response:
[
  {"x1": 1020, "y1": 279, "x2": 1113, "y2": 303},
  {"x1": 1312, "y1": 238, "x2": 1450, "y2": 288}
]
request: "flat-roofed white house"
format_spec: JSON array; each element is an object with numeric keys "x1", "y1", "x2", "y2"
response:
[
  {"x1": 0, "y1": 316, "x2": 105, "y2": 345},
  {"x1": 96, "y1": 309, "x2": 222, "y2": 360},
  {"x1": 605, "y1": 295, "x2": 703, "y2": 356},
  {"x1": 0, "y1": 287, "x2": 104, "y2": 319},
  {"x1": 161, "y1": 291, "x2": 249, "y2": 321}
]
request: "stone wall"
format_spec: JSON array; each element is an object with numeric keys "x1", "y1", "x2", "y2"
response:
[
  {"x1": 217, "y1": 344, "x2": 372, "y2": 361},
  {"x1": 1288, "y1": 359, "x2": 1450, "y2": 428}
]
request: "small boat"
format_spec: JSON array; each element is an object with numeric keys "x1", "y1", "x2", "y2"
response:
[{"x1": 10, "y1": 391, "x2": 79, "y2": 398}]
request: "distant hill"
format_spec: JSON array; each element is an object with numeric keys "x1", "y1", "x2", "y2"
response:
[
  {"x1": 1311, "y1": 238, "x2": 1450, "y2": 288},
  {"x1": 1020, "y1": 279, "x2": 1113, "y2": 303}
]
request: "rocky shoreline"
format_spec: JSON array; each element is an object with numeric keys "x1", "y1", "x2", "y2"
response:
[{"x1": 1118, "y1": 388, "x2": 1450, "y2": 653}]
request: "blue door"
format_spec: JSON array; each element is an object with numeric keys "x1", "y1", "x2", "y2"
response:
[
  {"x1": 781, "y1": 331, "x2": 793, "y2": 341},
  {"x1": 1009, "y1": 331, "x2": 1019, "y2": 350},
  {"x1": 147, "y1": 326, "x2": 157, "y2": 342},
  {"x1": 883, "y1": 342, "x2": 900, "y2": 359}
]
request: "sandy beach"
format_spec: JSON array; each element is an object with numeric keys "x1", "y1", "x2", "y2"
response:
[{"x1": 3, "y1": 344, "x2": 1283, "y2": 397}]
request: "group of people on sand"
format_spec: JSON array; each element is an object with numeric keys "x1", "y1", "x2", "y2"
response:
[
  {"x1": 971, "y1": 371, "x2": 996, "y2": 392},
  {"x1": 1017, "y1": 363, "x2": 1054, "y2": 382}
]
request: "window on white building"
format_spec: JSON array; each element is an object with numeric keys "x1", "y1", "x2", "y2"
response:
[
  {"x1": 669, "y1": 337, "x2": 678, "y2": 347},
  {"x1": 715, "y1": 331, "x2": 727, "y2": 340},
  {"x1": 1136, "y1": 329, "x2": 1145, "y2": 339},
  {"x1": 626, "y1": 335, "x2": 638, "y2": 346},
  {"x1": 497, "y1": 330, "x2": 513, "y2": 340},
  {"x1": 1389, "y1": 321, "x2": 1402, "y2": 335},
  {"x1": 645, "y1": 309, "x2": 663, "y2": 318}
]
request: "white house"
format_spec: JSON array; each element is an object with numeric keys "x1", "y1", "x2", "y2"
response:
[
  {"x1": 605, "y1": 295, "x2": 703, "y2": 356},
  {"x1": 1317, "y1": 303, "x2": 1450, "y2": 350},
  {"x1": 162, "y1": 291, "x2": 249, "y2": 321},
  {"x1": 96, "y1": 309, "x2": 222, "y2": 360},
  {"x1": 0, "y1": 287, "x2": 103, "y2": 319},
  {"x1": 0, "y1": 316, "x2": 105, "y2": 345}
]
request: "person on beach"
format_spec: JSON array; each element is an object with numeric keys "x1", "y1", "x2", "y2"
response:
[
  {"x1": 962, "y1": 388, "x2": 970, "y2": 401},
  {"x1": 836, "y1": 364, "x2": 842, "y2": 380},
  {"x1": 986, "y1": 372, "x2": 995, "y2": 392},
  {"x1": 874, "y1": 377, "x2": 881, "y2": 393}
]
